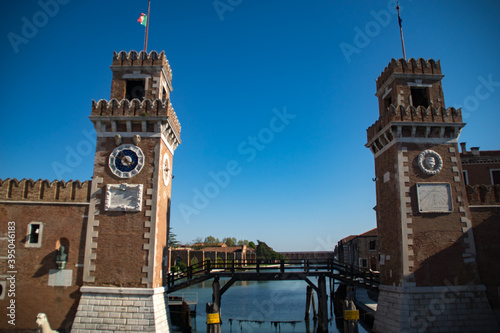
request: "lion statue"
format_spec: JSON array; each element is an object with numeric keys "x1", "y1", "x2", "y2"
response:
[{"x1": 35, "y1": 313, "x2": 58, "y2": 333}]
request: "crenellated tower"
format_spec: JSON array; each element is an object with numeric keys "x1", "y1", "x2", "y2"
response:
[
  {"x1": 367, "y1": 58, "x2": 498, "y2": 333},
  {"x1": 71, "y1": 50, "x2": 181, "y2": 332}
]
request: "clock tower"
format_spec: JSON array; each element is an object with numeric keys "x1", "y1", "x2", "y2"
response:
[
  {"x1": 71, "y1": 50, "x2": 181, "y2": 332},
  {"x1": 366, "y1": 58, "x2": 498, "y2": 332}
]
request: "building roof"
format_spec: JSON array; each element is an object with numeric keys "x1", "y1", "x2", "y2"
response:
[{"x1": 358, "y1": 228, "x2": 378, "y2": 237}]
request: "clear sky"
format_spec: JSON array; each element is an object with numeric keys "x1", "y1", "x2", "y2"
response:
[{"x1": 1, "y1": 0, "x2": 500, "y2": 251}]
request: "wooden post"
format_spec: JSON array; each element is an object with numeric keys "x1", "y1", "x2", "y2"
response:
[
  {"x1": 305, "y1": 285, "x2": 312, "y2": 320},
  {"x1": 207, "y1": 277, "x2": 221, "y2": 333},
  {"x1": 317, "y1": 274, "x2": 328, "y2": 332},
  {"x1": 343, "y1": 298, "x2": 359, "y2": 333}
]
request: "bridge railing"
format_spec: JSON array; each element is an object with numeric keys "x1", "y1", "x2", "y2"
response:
[{"x1": 166, "y1": 258, "x2": 379, "y2": 289}]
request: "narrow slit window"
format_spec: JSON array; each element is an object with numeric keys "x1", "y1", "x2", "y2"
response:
[
  {"x1": 383, "y1": 95, "x2": 392, "y2": 112},
  {"x1": 491, "y1": 169, "x2": 500, "y2": 185}
]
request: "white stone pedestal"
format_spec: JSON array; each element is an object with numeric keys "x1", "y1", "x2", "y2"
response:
[
  {"x1": 373, "y1": 284, "x2": 499, "y2": 333},
  {"x1": 71, "y1": 286, "x2": 171, "y2": 332}
]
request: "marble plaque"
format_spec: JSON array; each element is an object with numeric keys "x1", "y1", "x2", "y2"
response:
[
  {"x1": 417, "y1": 183, "x2": 453, "y2": 213},
  {"x1": 105, "y1": 184, "x2": 143, "y2": 211}
]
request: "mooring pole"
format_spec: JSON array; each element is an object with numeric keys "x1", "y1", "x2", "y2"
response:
[
  {"x1": 317, "y1": 274, "x2": 328, "y2": 332},
  {"x1": 206, "y1": 277, "x2": 221, "y2": 333},
  {"x1": 305, "y1": 285, "x2": 312, "y2": 320},
  {"x1": 343, "y1": 297, "x2": 359, "y2": 333}
]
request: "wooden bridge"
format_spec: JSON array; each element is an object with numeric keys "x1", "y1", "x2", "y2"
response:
[
  {"x1": 166, "y1": 258, "x2": 378, "y2": 293},
  {"x1": 165, "y1": 259, "x2": 379, "y2": 332}
]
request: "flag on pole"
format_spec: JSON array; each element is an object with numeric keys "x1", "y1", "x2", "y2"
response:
[{"x1": 137, "y1": 13, "x2": 147, "y2": 27}]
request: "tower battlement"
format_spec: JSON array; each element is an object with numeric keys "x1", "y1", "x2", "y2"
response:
[
  {"x1": 376, "y1": 58, "x2": 442, "y2": 90},
  {"x1": 112, "y1": 50, "x2": 172, "y2": 83},
  {"x1": 366, "y1": 105, "x2": 463, "y2": 143},
  {"x1": 466, "y1": 184, "x2": 500, "y2": 205},
  {"x1": 91, "y1": 98, "x2": 181, "y2": 135},
  {"x1": 0, "y1": 178, "x2": 91, "y2": 202}
]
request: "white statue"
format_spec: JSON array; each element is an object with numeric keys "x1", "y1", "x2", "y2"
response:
[{"x1": 36, "y1": 313, "x2": 58, "y2": 333}]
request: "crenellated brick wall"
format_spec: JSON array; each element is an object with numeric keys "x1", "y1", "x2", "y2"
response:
[
  {"x1": 466, "y1": 184, "x2": 500, "y2": 205},
  {"x1": 376, "y1": 58, "x2": 442, "y2": 91},
  {"x1": 0, "y1": 178, "x2": 91, "y2": 202}
]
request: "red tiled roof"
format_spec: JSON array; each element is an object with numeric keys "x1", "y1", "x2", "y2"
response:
[{"x1": 358, "y1": 228, "x2": 378, "y2": 237}]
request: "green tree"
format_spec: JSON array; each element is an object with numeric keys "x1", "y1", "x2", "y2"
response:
[
  {"x1": 168, "y1": 226, "x2": 179, "y2": 248},
  {"x1": 248, "y1": 241, "x2": 256, "y2": 249},
  {"x1": 237, "y1": 239, "x2": 250, "y2": 246},
  {"x1": 256, "y1": 240, "x2": 283, "y2": 261},
  {"x1": 204, "y1": 236, "x2": 220, "y2": 246},
  {"x1": 223, "y1": 237, "x2": 237, "y2": 247}
]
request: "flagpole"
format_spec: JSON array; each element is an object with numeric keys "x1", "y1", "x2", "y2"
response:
[
  {"x1": 144, "y1": 0, "x2": 151, "y2": 53},
  {"x1": 397, "y1": 1, "x2": 406, "y2": 60}
]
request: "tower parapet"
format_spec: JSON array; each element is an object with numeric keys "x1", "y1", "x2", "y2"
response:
[
  {"x1": 0, "y1": 178, "x2": 91, "y2": 203},
  {"x1": 112, "y1": 50, "x2": 172, "y2": 84},
  {"x1": 376, "y1": 58, "x2": 442, "y2": 91}
]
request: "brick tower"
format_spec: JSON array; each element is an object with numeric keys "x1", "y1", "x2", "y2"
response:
[
  {"x1": 71, "y1": 50, "x2": 181, "y2": 332},
  {"x1": 366, "y1": 58, "x2": 498, "y2": 332}
]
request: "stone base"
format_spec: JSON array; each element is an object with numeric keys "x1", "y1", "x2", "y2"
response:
[
  {"x1": 71, "y1": 286, "x2": 171, "y2": 332},
  {"x1": 373, "y1": 284, "x2": 499, "y2": 333}
]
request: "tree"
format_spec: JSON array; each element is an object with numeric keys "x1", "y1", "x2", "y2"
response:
[
  {"x1": 256, "y1": 240, "x2": 283, "y2": 261},
  {"x1": 248, "y1": 241, "x2": 256, "y2": 249},
  {"x1": 237, "y1": 239, "x2": 250, "y2": 246},
  {"x1": 223, "y1": 237, "x2": 237, "y2": 247},
  {"x1": 204, "y1": 236, "x2": 220, "y2": 246},
  {"x1": 168, "y1": 226, "x2": 179, "y2": 248}
]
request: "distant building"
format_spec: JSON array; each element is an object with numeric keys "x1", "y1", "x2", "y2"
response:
[
  {"x1": 460, "y1": 143, "x2": 500, "y2": 186},
  {"x1": 335, "y1": 229, "x2": 379, "y2": 271}
]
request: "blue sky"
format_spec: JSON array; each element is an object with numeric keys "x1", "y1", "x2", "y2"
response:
[{"x1": 1, "y1": 0, "x2": 500, "y2": 251}]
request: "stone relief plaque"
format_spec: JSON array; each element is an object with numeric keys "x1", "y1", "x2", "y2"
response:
[
  {"x1": 417, "y1": 150, "x2": 443, "y2": 175},
  {"x1": 417, "y1": 183, "x2": 452, "y2": 213},
  {"x1": 105, "y1": 184, "x2": 143, "y2": 211}
]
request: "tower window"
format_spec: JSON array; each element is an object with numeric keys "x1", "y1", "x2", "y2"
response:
[
  {"x1": 383, "y1": 95, "x2": 392, "y2": 112},
  {"x1": 369, "y1": 240, "x2": 377, "y2": 251},
  {"x1": 410, "y1": 87, "x2": 429, "y2": 108},
  {"x1": 126, "y1": 80, "x2": 145, "y2": 100},
  {"x1": 26, "y1": 222, "x2": 43, "y2": 248},
  {"x1": 491, "y1": 169, "x2": 500, "y2": 185}
]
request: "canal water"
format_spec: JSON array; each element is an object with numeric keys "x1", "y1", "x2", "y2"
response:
[{"x1": 170, "y1": 277, "x2": 372, "y2": 333}]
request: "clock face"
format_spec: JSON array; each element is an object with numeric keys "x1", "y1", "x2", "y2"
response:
[{"x1": 109, "y1": 144, "x2": 145, "y2": 178}]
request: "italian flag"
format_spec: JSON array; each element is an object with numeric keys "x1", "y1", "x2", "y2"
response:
[{"x1": 137, "y1": 13, "x2": 147, "y2": 26}]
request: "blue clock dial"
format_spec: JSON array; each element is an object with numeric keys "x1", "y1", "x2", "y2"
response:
[
  {"x1": 115, "y1": 149, "x2": 139, "y2": 172},
  {"x1": 109, "y1": 144, "x2": 145, "y2": 178}
]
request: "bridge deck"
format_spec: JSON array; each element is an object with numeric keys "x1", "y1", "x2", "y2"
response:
[{"x1": 166, "y1": 259, "x2": 379, "y2": 293}]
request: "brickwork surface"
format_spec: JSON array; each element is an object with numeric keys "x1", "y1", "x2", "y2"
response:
[
  {"x1": 374, "y1": 285, "x2": 500, "y2": 333},
  {"x1": 0, "y1": 202, "x2": 88, "y2": 330},
  {"x1": 71, "y1": 287, "x2": 171, "y2": 332}
]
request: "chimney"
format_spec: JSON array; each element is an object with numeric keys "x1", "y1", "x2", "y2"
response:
[
  {"x1": 471, "y1": 147, "x2": 480, "y2": 157},
  {"x1": 460, "y1": 142, "x2": 467, "y2": 153}
]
